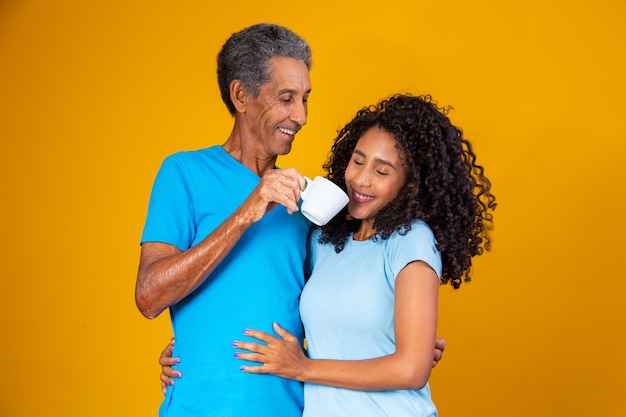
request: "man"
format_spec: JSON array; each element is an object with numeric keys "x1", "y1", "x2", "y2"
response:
[
  {"x1": 136, "y1": 23, "x2": 313, "y2": 417},
  {"x1": 137, "y1": 23, "x2": 445, "y2": 417}
]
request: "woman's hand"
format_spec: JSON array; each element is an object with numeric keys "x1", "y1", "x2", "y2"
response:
[
  {"x1": 233, "y1": 322, "x2": 309, "y2": 381},
  {"x1": 159, "y1": 338, "x2": 182, "y2": 394}
]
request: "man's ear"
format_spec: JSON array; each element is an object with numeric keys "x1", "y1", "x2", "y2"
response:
[{"x1": 229, "y1": 80, "x2": 248, "y2": 113}]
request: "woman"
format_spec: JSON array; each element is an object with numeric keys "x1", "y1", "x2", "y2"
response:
[{"x1": 164, "y1": 94, "x2": 495, "y2": 416}]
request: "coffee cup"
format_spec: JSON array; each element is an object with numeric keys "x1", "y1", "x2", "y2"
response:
[{"x1": 300, "y1": 176, "x2": 349, "y2": 226}]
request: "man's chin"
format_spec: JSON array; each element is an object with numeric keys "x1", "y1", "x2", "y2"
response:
[{"x1": 277, "y1": 142, "x2": 294, "y2": 155}]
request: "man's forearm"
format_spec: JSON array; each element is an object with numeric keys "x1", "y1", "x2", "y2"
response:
[{"x1": 136, "y1": 206, "x2": 255, "y2": 318}]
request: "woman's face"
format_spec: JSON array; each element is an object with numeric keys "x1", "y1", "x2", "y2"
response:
[{"x1": 344, "y1": 126, "x2": 408, "y2": 229}]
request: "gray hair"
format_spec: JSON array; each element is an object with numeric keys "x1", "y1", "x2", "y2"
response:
[{"x1": 217, "y1": 23, "x2": 312, "y2": 116}]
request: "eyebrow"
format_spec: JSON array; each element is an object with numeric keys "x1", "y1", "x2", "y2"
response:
[
  {"x1": 278, "y1": 87, "x2": 312, "y2": 96},
  {"x1": 353, "y1": 149, "x2": 397, "y2": 169}
]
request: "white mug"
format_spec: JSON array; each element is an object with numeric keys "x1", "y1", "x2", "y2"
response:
[{"x1": 300, "y1": 176, "x2": 349, "y2": 226}]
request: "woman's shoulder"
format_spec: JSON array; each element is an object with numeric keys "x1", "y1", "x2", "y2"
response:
[
  {"x1": 310, "y1": 227, "x2": 323, "y2": 240},
  {"x1": 390, "y1": 220, "x2": 436, "y2": 243},
  {"x1": 386, "y1": 220, "x2": 442, "y2": 277}
]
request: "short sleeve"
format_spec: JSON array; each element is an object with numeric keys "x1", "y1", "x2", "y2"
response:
[
  {"x1": 140, "y1": 154, "x2": 196, "y2": 251},
  {"x1": 384, "y1": 221, "x2": 442, "y2": 284}
]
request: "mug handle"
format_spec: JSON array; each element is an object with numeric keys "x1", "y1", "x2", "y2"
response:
[{"x1": 300, "y1": 176, "x2": 313, "y2": 200}]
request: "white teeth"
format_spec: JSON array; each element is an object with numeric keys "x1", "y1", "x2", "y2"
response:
[
  {"x1": 278, "y1": 127, "x2": 296, "y2": 135},
  {"x1": 355, "y1": 191, "x2": 373, "y2": 200}
]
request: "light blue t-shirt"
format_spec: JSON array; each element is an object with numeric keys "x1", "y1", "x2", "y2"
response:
[
  {"x1": 300, "y1": 222, "x2": 442, "y2": 417},
  {"x1": 141, "y1": 146, "x2": 310, "y2": 417}
]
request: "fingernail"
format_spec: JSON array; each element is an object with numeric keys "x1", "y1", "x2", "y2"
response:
[
  {"x1": 174, "y1": 358, "x2": 180, "y2": 364},
  {"x1": 176, "y1": 372, "x2": 182, "y2": 378},
  {"x1": 239, "y1": 366, "x2": 245, "y2": 371},
  {"x1": 234, "y1": 352, "x2": 240, "y2": 358},
  {"x1": 232, "y1": 341, "x2": 238, "y2": 347},
  {"x1": 243, "y1": 329, "x2": 249, "y2": 335},
  {"x1": 168, "y1": 380, "x2": 174, "y2": 386}
]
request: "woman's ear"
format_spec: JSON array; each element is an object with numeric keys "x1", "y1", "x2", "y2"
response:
[{"x1": 229, "y1": 80, "x2": 247, "y2": 114}]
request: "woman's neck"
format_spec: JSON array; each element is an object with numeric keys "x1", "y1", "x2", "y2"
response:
[{"x1": 353, "y1": 221, "x2": 376, "y2": 241}]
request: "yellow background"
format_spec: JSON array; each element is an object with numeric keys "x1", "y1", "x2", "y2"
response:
[{"x1": 1, "y1": 1, "x2": 625, "y2": 416}]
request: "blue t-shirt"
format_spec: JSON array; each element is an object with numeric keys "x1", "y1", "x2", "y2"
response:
[
  {"x1": 300, "y1": 222, "x2": 442, "y2": 417},
  {"x1": 141, "y1": 146, "x2": 310, "y2": 417}
]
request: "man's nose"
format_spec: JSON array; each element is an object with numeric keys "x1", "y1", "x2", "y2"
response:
[{"x1": 291, "y1": 101, "x2": 307, "y2": 127}]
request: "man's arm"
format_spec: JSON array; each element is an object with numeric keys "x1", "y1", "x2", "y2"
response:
[
  {"x1": 135, "y1": 206, "x2": 253, "y2": 319},
  {"x1": 135, "y1": 168, "x2": 306, "y2": 319}
]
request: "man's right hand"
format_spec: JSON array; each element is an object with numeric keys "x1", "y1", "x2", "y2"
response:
[
  {"x1": 240, "y1": 168, "x2": 306, "y2": 223},
  {"x1": 136, "y1": 169, "x2": 306, "y2": 320}
]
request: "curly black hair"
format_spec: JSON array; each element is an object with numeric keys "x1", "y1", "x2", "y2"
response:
[{"x1": 318, "y1": 94, "x2": 497, "y2": 289}]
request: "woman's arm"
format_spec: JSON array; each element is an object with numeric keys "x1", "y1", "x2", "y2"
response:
[
  {"x1": 160, "y1": 332, "x2": 446, "y2": 392},
  {"x1": 235, "y1": 260, "x2": 439, "y2": 391}
]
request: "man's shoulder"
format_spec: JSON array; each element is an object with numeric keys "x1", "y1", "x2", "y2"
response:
[
  {"x1": 160, "y1": 146, "x2": 222, "y2": 169},
  {"x1": 166, "y1": 145, "x2": 220, "y2": 161}
]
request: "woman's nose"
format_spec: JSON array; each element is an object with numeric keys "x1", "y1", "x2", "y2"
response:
[{"x1": 354, "y1": 169, "x2": 371, "y2": 186}]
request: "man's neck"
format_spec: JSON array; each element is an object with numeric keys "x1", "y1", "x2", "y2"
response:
[{"x1": 222, "y1": 133, "x2": 277, "y2": 177}]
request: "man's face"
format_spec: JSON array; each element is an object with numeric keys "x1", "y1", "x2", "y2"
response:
[{"x1": 244, "y1": 56, "x2": 311, "y2": 157}]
